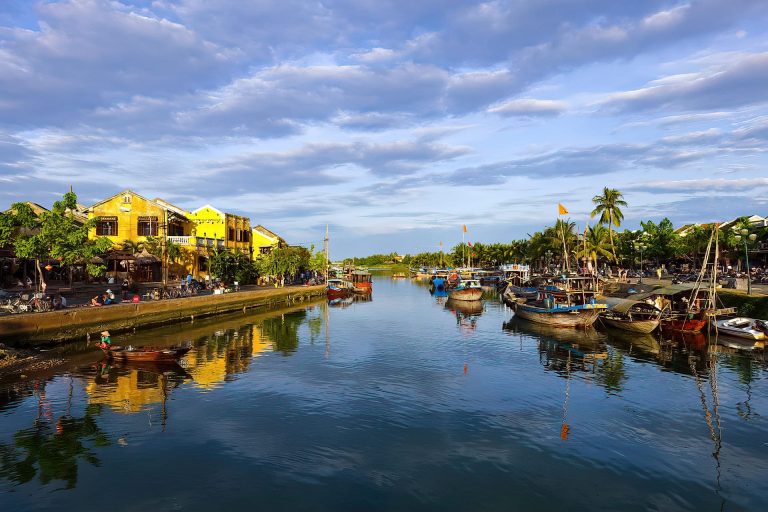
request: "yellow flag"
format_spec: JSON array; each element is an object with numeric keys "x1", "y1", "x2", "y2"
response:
[
  {"x1": 558, "y1": 203, "x2": 569, "y2": 215},
  {"x1": 462, "y1": 224, "x2": 467, "y2": 233}
]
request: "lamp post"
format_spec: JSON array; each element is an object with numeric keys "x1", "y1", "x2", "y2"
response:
[
  {"x1": 545, "y1": 250, "x2": 553, "y2": 272},
  {"x1": 734, "y1": 228, "x2": 757, "y2": 295},
  {"x1": 633, "y1": 241, "x2": 647, "y2": 283}
]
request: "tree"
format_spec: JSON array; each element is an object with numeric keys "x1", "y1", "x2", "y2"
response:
[
  {"x1": 209, "y1": 248, "x2": 257, "y2": 284},
  {"x1": 576, "y1": 224, "x2": 613, "y2": 269},
  {"x1": 7, "y1": 192, "x2": 112, "y2": 290},
  {"x1": 639, "y1": 218, "x2": 680, "y2": 264},
  {"x1": 256, "y1": 246, "x2": 311, "y2": 285},
  {"x1": 591, "y1": 188, "x2": 627, "y2": 261}
]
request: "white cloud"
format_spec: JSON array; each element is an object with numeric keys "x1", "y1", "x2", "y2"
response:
[{"x1": 488, "y1": 99, "x2": 567, "y2": 117}]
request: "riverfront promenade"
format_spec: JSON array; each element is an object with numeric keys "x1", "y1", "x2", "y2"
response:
[{"x1": 0, "y1": 284, "x2": 326, "y2": 345}]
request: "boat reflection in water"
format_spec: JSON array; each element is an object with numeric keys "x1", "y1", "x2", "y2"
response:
[
  {"x1": 328, "y1": 290, "x2": 373, "y2": 308},
  {"x1": 445, "y1": 298, "x2": 483, "y2": 333},
  {"x1": 430, "y1": 285, "x2": 449, "y2": 304}
]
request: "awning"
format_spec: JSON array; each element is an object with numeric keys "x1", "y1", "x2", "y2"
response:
[
  {"x1": 631, "y1": 283, "x2": 698, "y2": 300},
  {"x1": 609, "y1": 298, "x2": 661, "y2": 315}
]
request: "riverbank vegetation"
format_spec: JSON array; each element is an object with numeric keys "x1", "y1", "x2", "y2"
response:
[{"x1": 349, "y1": 188, "x2": 767, "y2": 272}]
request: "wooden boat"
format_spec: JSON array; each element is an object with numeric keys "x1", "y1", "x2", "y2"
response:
[
  {"x1": 327, "y1": 278, "x2": 352, "y2": 299},
  {"x1": 447, "y1": 279, "x2": 483, "y2": 302},
  {"x1": 511, "y1": 276, "x2": 606, "y2": 328},
  {"x1": 349, "y1": 270, "x2": 373, "y2": 293},
  {"x1": 105, "y1": 345, "x2": 191, "y2": 362},
  {"x1": 392, "y1": 272, "x2": 407, "y2": 279},
  {"x1": 713, "y1": 317, "x2": 767, "y2": 340},
  {"x1": 599, "y1": 299, "x2": 661, "y2": 334}
]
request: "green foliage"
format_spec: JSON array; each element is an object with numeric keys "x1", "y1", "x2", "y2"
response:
[
  {"x1": 0, "y1": 211, "x2": 14, "y2": 248},
  {"x1": 5, "y1": 192, "x2": 112, "y2": 286},
  {"x1": 591, "y1": 187, "x2": 627, "y2": 259},
  {"x1": 308, "y1": 245, "x2": 328, "y2": 272},
  {"x1": 209, "y1": 249, "x2": 257, "y2": 284},
  {"x1": 256, "y1": 246, "x2": 311, "y2": 282},
  {"x1": 576, "y1": 224, "x2": 613, "y2": 265}
]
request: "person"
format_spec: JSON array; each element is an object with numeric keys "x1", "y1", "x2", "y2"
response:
[
  {"x1": 96, "y1": 330, "x2": 111, "y2": 350},
  {"x1": 25, "y1": 276, "x2": 32, "y2": 289},
  {"x1": 122, "y1": 278, "x2": 130, "y2": 299},
  {"x1": 103, "y1": 293, "x2": 114, "y2": 305},
  {"x1": 91, "y1": 295, "x2": 103, "y2": 306}
]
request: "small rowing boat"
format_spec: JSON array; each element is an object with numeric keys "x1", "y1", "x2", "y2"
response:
[
  {"x1": 713, "y1": 317, "x2": 767, "y2": 340},
  {"x1": 105, "y1": 345, "x2": 191, "y2": 362},
  {"x1": 447, "y1": 279, "x2": 483, "y2": 302}
]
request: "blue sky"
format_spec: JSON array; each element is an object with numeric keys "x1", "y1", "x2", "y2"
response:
[{"x1": 1, "y1": 0, "x2": 767, "y2": 257}]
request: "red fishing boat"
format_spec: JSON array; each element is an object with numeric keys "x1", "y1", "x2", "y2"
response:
[
  {"x1": 349, "y1": 271, "x2": 373, "y2": 293},
  {"x1": 327, "y1": 278, "x2": 352, "y2": 299}
]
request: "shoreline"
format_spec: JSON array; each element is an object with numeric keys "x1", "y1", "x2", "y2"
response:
[
  {"x1": 0, "y1": 291, "x2": 328, "y2": 383},
  {"x1": 0, "y1": 284, "x2": 327, "y2": 347}
]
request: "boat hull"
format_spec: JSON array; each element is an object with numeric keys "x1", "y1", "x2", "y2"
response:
[
  {"x1": 662, "y1": 318, "x2": 707, "y2": 332},
  {"x1": 327, "y1": 287, "x2": 350, "y2": 299},
  {"x1": 448, "y1": 288, "x2": 483, "y2": 301},
  {"x1": 353, "y1": 282, "x2": 372, "y2": 293},
  {"x1": 600, "y1": 316, "x2": 660, "y2": 334},
  {"x1": 513, "y1": 303, "x2": 602, "y2": 328},
  {"x1": 107, "y1": 346, "x2": 190, "y2": 362},
  {"x1": 714, "y1": 318, "x2": 766, "y2": 340}
]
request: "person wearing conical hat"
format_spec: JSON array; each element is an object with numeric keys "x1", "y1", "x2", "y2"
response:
[{"x1": 97, "y1": 331, "x2": 111, "y2": 350}]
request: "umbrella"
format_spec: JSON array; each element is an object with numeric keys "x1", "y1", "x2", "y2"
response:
[{"x1": 137, "y1": 249, "x2": 160, "y2": 264}]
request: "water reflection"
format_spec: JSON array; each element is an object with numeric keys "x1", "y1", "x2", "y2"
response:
[
  {"x1": 445, "y1": 299, "x2": 483, "y2": 333},
  {"x1": 0, "y1": 379, "x2": 110, "y2": 489},
  {"x1": 86, "y1": 361, "x2": 190, "y2": 414}
]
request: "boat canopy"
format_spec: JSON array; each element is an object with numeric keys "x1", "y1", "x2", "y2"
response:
[
  {"x1": 631, "y1": 284, "x2": 698, "y2": 300},
  {"x1": 609, "y1": 298, "x2": 661, "y2": 315}
]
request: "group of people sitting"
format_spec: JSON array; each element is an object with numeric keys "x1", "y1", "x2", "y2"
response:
[{"x1": 91, "y1": 289, "x2": 116, "y2": 306}]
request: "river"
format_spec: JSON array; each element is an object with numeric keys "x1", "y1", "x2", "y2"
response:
[{"x1": 1, "y1": 277, "x2": 767, "y2": 511}]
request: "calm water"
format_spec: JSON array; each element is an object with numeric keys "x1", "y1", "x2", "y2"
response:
[{"x1": 2, "y1": 277, "x2": 767, "y2": 511}]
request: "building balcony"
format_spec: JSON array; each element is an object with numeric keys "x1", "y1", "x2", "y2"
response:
[
  {"x1": 168, "y1": 235, "x2": 193, "y2": 245},
  {"x1": 166, "y1": 236, "x2": 225, "y2": 248}
]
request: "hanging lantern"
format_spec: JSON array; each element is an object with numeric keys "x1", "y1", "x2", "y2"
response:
[{"x1": 45, "y1": 264, "x2": 54, "y2": 271}]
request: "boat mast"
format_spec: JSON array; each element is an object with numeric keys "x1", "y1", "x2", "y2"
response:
[{"x1": 324, "y1": 224, "x2": 329, "y2": 280}]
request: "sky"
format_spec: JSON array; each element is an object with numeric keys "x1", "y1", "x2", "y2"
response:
[{"x1": 1, "y1": 0, "x2": 767, "y2": 258}]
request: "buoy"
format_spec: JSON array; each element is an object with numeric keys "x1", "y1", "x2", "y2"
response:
[{"x1": 463, "y1": 363, "x2": 468, "y2": 375}]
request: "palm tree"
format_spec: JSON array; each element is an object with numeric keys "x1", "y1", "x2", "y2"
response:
[
  {"x1": 591, "y1": 187, "x2": 627, "y2": 261},
  {"x1": 576, "y1": 224, "x2": 614, "y2": 270}
]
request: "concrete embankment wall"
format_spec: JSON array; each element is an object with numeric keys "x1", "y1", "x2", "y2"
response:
[{"x1": 0, "y1": 285, "x2": 326, "y2": 346}]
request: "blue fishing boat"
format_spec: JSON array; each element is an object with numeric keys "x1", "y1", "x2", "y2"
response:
[{"x1": 508, "y1": 276, "x2": 606, "y2": 328}]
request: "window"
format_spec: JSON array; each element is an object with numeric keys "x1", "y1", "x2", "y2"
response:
[
  {"x1": 137, "y1": 216, "x2": 158, "y2": 236},
  {"x1": 122, "y1": 194, "x2": 132, "y2": 204},
  {"x1": 236, "y1": 229, "x2": 242, "y2": 242},
  {"x1": 96, "y1": 217, "x2": 118, "y2": 236},
  {"x1": 259, "y1": 246, "x2": 272, "y2": 255},
  {"x1": 243, "y1": 231, "x2": 250, "y2": 243},
  {"x1": 228, "y1": 227, "x2": 235, "y2": 241}
]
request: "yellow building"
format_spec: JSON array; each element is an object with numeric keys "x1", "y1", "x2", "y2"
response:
[
  {"x1": 87, "y1": 192, "x2": 255, "y2": 280},
  {"x1": 189, "y1": 205, "x2": 251, "y2": 253},
  {"x1": 87, "y1": 190, "x2": 194, "y2": 280},
  {"x1": 251, "y1": 225, "x2": 286, "y2": 260}
]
